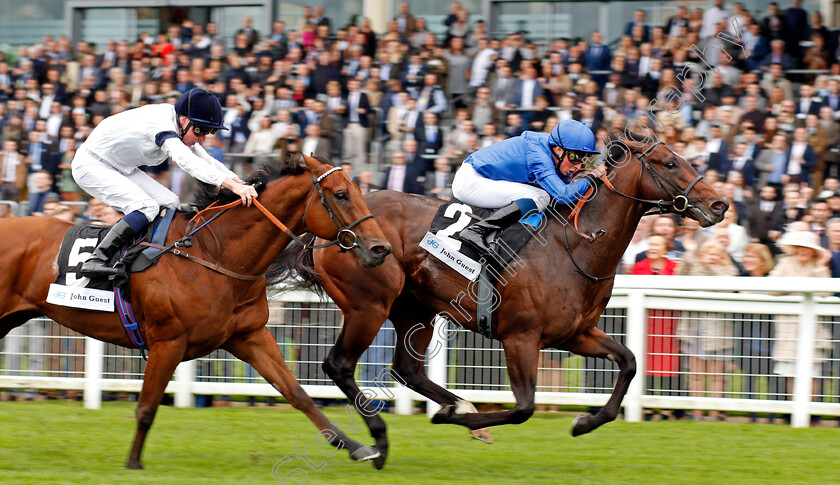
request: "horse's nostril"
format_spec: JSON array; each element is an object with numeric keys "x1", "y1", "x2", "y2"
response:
[
  {"x1": 371, "y1": 244, "x2": 391, "y2": 256},
  {"x1": 711, "y1": 200, "x2": 728, "y2": 215}
]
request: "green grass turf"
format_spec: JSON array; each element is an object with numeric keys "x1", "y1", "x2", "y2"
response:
[{"x1": 0, "y1": 401, "x2": 837, "y2": 484}]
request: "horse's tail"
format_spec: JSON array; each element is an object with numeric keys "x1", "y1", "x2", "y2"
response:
[{"x1": 267, "y1": 234, "x2": 326, "y2": 297}]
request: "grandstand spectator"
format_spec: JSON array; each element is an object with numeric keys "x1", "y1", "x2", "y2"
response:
[
  {"x1": 678, "y1": 239, "x2": 738, "y2": 420},
  {"x1": 631, "y1": 234, "x2": 682, "y2": 420},
  {"x1": 769, "y1": 230, "x2": 832, "y2": 413},
  {"x1": 382, "y1": 151, "x2": 423, "y2": 194},
  {"x1": 0, "y1": 139, "x2": 26, "y2": 201},
  {"x1": 342, "y1": 78, "x2": 370, "y2": 170},
  {"x1": 415, "y1": 111, "x2": 443, "y2": 158},
  {"x1": 737, "y1": 243, "x2": 776, "y2": 422}
]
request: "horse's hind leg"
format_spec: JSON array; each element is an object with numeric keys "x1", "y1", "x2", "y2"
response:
[
  {"x1": 389, "y1": 302, "x2": 492, "y2": 443},
  {"x1": 432, "y1": 335, "x2": 539, "y2": 430},
  {"x1": 127, "y1": 338, "x2": 187, "y2": 469},
  {"x1": 224, "y1": 327, "x2": 380, "y2": 463},
  {"x1": 0, "y1": 311, "x2": 42, "y2": 339},
  {"x1": 564, "y1": 326, "x2": 636, "y2": 437},
  {"x1": 322, "y1": 306, "x2": 392, "y2": 468}
]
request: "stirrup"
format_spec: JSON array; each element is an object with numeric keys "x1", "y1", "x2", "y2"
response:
[{"x1": 79, "y1": 258, "x2": 120, "y2": 277}]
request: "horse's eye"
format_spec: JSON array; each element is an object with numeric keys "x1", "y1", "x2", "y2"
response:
[
  {"x1": 665, "y1": 161, "x2": 677, "y2": 169},
  {"x1": 335, "y1": 191, "x2": 349, "y2": 200}
]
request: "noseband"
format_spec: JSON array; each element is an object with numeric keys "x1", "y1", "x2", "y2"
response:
[{"x1": 301, "y1": 166, "x2": 374, "y2": 252}]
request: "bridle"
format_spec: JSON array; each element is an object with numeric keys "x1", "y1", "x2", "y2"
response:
[
  {"x1": 299, "y1": 166, "x2": 374, "y2": 251},
  {"x1": 144, "y1": 165, "x2": 375, "y2": 281},
  {"x1": 565, "y1": 140, "x2": 704, "y2": 282},
  {"x1": 601, "y1": 141, "x2": 704, "y2": 215},
  {"x1": 182, "y1": 165, "x2": 373, "y2": 257}
]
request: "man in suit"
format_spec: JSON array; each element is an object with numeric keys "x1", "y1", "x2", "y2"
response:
[
  {"x1": 730, "y1": 142, "x2": 759, "y2": 187},
  {"x1": 489, "y1": 64, "x2": 516, "y2": 109},
  {"x1": 748, "y1": 185, "x2": 786, "y2": 247},
  {"x1": 415, "y1": 110, "x2": 444, "y2": 159},
  {"x1": 342, "y1": 77, "x2": 370, "y2": 169},
  {"x1": 784, "y1": 0, "x2": 809, "y2": 56},
  {"x1": 706, "y1": 124, "x2": 730, "y2": 172},
  {"x1": 625, "y1": 9, "x2": 650, "y2": 43},
  {"x1": 824, "y1": 79, "x2": 840, "y2": 115},
  {"x1": 509, "y1": 65, "x2": 543, "y2": 111},
  {"x1": 583, "y1": 31, "x2": 611, "y2": 88},
  {"x1": 22, "y1": 129, "x2": 58, "y2": 181},
  {"x1": 394, "y1": 1, "x2": 416, "y2": 38},
  {"x1": 236, "y1": 16, "x2": 259, "y2": 51},
  {"x1": 0, "y1": 140, "x2": 27, "y2": 201},
  {"x1": 576, "y1": 103, "x2": 601, "y2": 134},
  {"x1": 797, "y1": 84, "x2": 823, "y2": 118},
  {"x1": 427, "y1": 157, "x2": 454, "y2": 199},
  {"x1": 382, "y1": 151, "x2": 424, "y2": 194},
  {"x1": 415, "y1": 73, "x2": 447, "y2": 115},
  {"x1": 299, "y1": 123, "x2": 331, "y2": 159},
  {"x1": 818, "y1": 106, "x2": 840, "y2": 180}
]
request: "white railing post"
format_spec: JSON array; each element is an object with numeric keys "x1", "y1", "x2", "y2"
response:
[
  {"x1": 623, "y1": 290, "x2": 646, "y2": 422},
  {"x1": 427, "y1": 316, "x2": 448, "y2": 418},
  {"x1": 83, "y1": 337, "x2": 104, "y2": 410},
  {"x1": 174, "y1": 360, "x2": 196, "y2": 408},
  {"x1": 791, "y1": 292, "x2": 817, "y2": 428},
  {"x1": 393, "y1": 386, "x2": 413, "y2": 415}
]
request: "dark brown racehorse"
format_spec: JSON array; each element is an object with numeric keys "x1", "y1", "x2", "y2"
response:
[
  {"x1": 0, "y1": 153, "x2": 391, "y2": 468},
  {"x1": 278, "y1": 135, "x2": 728, "y2": 468}
]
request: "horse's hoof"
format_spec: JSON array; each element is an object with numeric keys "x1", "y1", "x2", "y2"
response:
[
  {"x1": 371, "y1": 451, "x2": 387, "y2": 470},
  {"x1": 431, "y1": 405, "x2": 454, "y2": 424},
  {"x1": 125, "y1": 459, "x2": 143, "y2": 470},
  {"x1": 470, "y1": 428, "x2": 493, "y2": 444},
  {"x1": 571, "y1": 414, "x2": 593, "y2": 437},
  {"x1": 350, "y1": 446, "x2": 380, "y2": 463}
]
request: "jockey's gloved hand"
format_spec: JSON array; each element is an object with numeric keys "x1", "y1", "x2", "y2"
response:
[
  {"x1": 222, "y1": 177, "x2": 258, "y2": 206},
  {"x1": 579, "y1": 163, "x2": 607, "y2": 189}
]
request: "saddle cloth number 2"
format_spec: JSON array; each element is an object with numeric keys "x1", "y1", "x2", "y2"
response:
[{"x1": 434, "y1": 203, "x2": 473, "y2": 251}]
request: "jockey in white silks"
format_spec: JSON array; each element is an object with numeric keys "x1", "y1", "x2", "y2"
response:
[
  {"x1": 71, "y1": 88, "x2": 258, "y2": 277},
  {"x1": 452, "y1": 119, "x2": 603, "y2": 253}
]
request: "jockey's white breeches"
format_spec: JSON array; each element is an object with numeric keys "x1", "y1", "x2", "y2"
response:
[
  {"x1": 451, "y1": 162, "x2": 551, "y2": 211},
  {"x1": 71, "y1": 149, "x2": 179, "y2": 222}
]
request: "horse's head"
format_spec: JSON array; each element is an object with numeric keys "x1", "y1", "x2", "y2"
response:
[
  {"x1": 606, "y1": 133, "x2": 728, "y2": 227},
  {"x1": 296, "y1": 153, "x2": 392, "y2": 267}
]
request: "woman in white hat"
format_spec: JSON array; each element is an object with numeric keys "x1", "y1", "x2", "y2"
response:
[{"x1": 769, "y1": 230, "x2": 832, "y2": 409}]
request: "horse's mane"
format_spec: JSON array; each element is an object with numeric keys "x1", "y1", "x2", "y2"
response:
[{"x1": 185, "y1": 153, "x2": 330, "y2": 217}]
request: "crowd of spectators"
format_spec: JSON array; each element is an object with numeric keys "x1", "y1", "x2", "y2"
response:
[{"x1": 0, "y1": 1, "x2": 839, "y2": 413}]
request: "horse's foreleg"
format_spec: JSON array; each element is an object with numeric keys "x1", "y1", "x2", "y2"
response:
[
  {"x1": 322, "y1": 309, "x2": 390, "y2": 468},
  {"x1": 432, "y1": 336, "x2": 539, "y2": 430},
  {"x1": 224, "y1": 328, "x2": 380, "y2": 464},
  {"x1": 390, "y1": 313, "x2": 492, "y2": 443},
  {"x1": 126, "y1": 338, "x2": 186, "y2": 469},
  {"x1": 565, "y1": 327, "x2": 636, "y2": 437}
]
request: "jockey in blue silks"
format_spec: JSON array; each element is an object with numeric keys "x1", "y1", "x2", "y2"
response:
[{"x1": 452, "y1": 119, "x2": 603, "y2": 254}]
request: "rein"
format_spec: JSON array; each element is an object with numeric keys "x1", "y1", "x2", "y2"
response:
[
  {"x1": 564, "y1": 141, "x2": 704, "y2": 282},
  {"x1": 149, "y1": 165, "x2": 373, "y2": 280}
]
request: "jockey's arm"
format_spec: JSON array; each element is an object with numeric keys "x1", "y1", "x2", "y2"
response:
[
  {"x1": 524, "y1": 135, "x2": 591, "y2": 207},
  {"x1": 161, "y1": 137, "x2": 236, "y2": 187},
  {"x1": 191, "y1": 142, "x2": 242, "y2": 182}
]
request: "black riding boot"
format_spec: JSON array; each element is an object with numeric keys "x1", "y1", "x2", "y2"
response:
[
  {"x1": 78, "y1": 219, "x2": 137, "y2": 277},
  {"x1": 456, "y1": 201, "x2": 524, "y2": 254}
]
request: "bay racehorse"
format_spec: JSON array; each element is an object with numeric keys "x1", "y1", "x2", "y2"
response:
[
  {"x1": 277, "y1": 134, "x2": 728, "y2": 468},
  {"x1": 0, "y1": 153, "x2": 391, "y2": 468}
]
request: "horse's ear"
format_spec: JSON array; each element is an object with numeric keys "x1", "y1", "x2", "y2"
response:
[{"x1": 283, "y1": 152, "x2": 307, "y2": 173}]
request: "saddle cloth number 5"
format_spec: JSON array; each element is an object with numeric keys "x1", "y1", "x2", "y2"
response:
[
  {"x1": 66, "y1": 237, "x2": 98, "y2": 287},
  {"x1": 434, "y1": 203, "x2": 472, "y2": 251}
]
